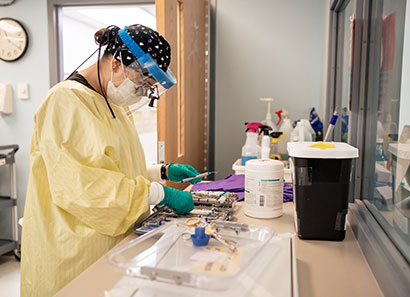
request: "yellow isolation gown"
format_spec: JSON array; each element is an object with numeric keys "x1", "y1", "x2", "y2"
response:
[{"x1": 20, "y1": 80, "x2": 151, "y2": 296}]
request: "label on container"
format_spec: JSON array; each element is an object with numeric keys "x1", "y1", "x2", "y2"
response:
[
  {"x1": 245, "y1": 177, "x2": 283, "y2": 213},
  {"x1": 241, "y1": 156, "x2": 257, "y2": 166}
]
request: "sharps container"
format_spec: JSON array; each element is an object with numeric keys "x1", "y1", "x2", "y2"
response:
[
  {"x1": 287, "y1": 142, "x2": 359, "y2": 240},
  {"x1": 245, "y1": 159, "x2": 284, "y2": 219}
]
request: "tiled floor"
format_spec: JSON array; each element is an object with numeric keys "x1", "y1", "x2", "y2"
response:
[{"x1": 0, "y1": 255, "x2": 20, "y2": 297}]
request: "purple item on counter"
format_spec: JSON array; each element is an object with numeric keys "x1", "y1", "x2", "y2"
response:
[
  {"x1": 192, "y1": 174, "x2": 244, "y2": 192},
  {"x1": 192, "y1": 174, "x2": 293, "y2": 202},
  {"x1": 284, "y1": 183, "x2": 294, "y2": 202}
]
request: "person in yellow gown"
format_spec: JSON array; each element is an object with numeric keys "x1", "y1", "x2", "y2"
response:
[{"x1": 21, "y1": 24, "x2": 202, "y2": 297}]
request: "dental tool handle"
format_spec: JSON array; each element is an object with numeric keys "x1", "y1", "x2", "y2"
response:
[
  {"x1": 324, "y1": 125, "x2": 334, "y2": 142},
  {"x1": 323, "y1": 114, "x2": 339, "y2": 142},
  {"x1": 180, "y1": 171, "x2": 217, "y2": 183}
]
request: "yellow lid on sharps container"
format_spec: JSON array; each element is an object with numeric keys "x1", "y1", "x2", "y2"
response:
[
  {"x1": 308, "y1": 142, "x2": 336, "y2": 150},
  {"x1": 287, "y1": 142, "x2": 359, "y2": 159}
]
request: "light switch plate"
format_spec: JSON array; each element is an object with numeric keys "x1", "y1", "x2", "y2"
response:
[{"x1": 17, "y1": 83, "x2": 29, "y2": 99}]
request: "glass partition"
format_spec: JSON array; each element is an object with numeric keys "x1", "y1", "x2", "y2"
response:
[{"x1": 361, "y1": 0, "x2": 409, "y2": 263}]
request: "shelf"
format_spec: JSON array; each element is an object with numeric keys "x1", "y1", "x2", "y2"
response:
[
  {"x1": 0, "y1": 239, "x2": 17, "y2": 255},
  {"x1": 0, "y1": 197, "x2": 16, "y2": 209}
]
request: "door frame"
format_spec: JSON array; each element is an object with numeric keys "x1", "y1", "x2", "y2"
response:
[
  {"x1": 206, "y1": 0, "x2": 216, "y2": 173},
  {"x1": 47, "y1": 0, "x2": 155, "y2": 87},
  {"x1": 47, "y1": 0, "x2": 215, "y2": 172}
]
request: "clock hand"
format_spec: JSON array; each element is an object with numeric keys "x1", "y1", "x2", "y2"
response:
[
  {"x1": 3, "y1": 31, "x2": 23, "y2": 50},
  {"x1": 8, "y1": 39, "x2": 22, "y2": 50}
]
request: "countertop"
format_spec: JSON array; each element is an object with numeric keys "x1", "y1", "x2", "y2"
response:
[{"x1": 55, "y1": 202, "x2": 384, "y2": 297}]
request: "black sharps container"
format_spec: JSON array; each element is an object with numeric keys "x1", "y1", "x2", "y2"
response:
[{"x1": 287, "y1": 142, "x2": 359, "y2": 240}]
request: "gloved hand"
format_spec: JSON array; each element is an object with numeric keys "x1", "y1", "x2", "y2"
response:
[
  {"x1": 167, "y1": 163, "x2": 202, "y2": 184},
  {"x1": 159, "y1": 185, "x2": 194, "y2": 214}
]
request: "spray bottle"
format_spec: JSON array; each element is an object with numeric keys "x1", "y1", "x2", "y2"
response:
[
  {"x1": 275, "y1": 110, "x2": 283, "y2": 127},
  {"x1": 259, "y1": 125, "x2": 273, "y2": 159},
  {"x1": 278, "y1": 110, "x2": 293, "y2": 159},
  {"x1": 270, "y1": 132, "x2": 283, "y2": 160},
  {"x1": 259, "y1": 98, "x2": 278, "y2": 131},
  {"x1": 241, "y1": 122, "x2": 263, "y2": 165}
]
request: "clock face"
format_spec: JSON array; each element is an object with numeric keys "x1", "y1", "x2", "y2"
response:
[{"x1": 0, "y1": 18, "x2": 29, "y2": 62}]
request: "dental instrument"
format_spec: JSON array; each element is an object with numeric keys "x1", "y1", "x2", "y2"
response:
[
  {"x1": 180, "y1": 171, "x2": 217, "y2": 183},
  {"x1": 323, "y1": 107, "x2": 339, "y2": 142}
]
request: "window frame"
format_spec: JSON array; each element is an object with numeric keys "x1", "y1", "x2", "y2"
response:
[
  {"x1": 47, "y1": 0, "x2": 155, "y2": 87},
  {"x1": 326, "y1": 0, "x2": 410, "y2": 295}
]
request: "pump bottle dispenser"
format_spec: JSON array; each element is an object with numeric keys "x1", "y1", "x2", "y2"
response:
[
  {"x1": 259, "y1": 125, "x2": 273, "y2": 159},
  {"x1": 241, "y1": 122, "x2": 263, "y2": 165},
  {"x1": 259, "y1": 98, "x2": 278, "y2": 132}
]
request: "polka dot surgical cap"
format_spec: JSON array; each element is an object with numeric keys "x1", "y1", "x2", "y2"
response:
[{"x1": 101, "y1": 25, "x2": 171, "y2": 72}]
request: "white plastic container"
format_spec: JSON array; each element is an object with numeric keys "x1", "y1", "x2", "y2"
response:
[
  {"x1": 232, "y1": 158, "x2": 245, "y2": 175},
  {"x1": 278, "y1": 115, "x2": 294, "y2": 158},
  {"x1": 245, "y1": 159, "x2": 284, "y2": 219},
  {"x1": 108, "y1": 222, "x2": 276, "y2": 291},
  {"x1": 290, "y1": 120, "x2": 315, "y2": 142},
  {"x1": 233, "y1": 158, "x2": 292, "y2": 183},
  {"x1": 287, "y1": 141, "x2": 359, "y2": 240}
]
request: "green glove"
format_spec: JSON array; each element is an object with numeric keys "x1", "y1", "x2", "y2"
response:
[
  {"x1": 167, "y1": 163, "x2": 202, "y2": 184},
  {"x1": 159, "y1": 185, "x2": 194, "y2": 214}
]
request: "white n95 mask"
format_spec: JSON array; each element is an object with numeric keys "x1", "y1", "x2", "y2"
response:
[
  {"x1": 106, "y1": 78, "x2": 147, "y2": 107},
  {"x1": 106, "y1": 54, "x2": 150, "y2": 108}
]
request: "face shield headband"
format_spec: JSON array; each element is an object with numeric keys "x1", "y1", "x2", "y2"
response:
[{"x1": 118, "y1": 28, "x2": 177, "y2": 107}]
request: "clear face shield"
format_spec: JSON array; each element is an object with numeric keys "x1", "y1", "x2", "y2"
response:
[{"x1": 118, "y1": 28, "x2": 176, "y2": 114}]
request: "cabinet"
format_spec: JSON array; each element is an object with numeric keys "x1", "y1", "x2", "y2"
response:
[{"x1": 0, "y1": 145, "x2": 20, "y2": 259}]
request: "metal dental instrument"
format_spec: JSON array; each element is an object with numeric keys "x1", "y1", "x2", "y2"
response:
[
  {"x1": 180, "y1": 171, "x2": 217, "y2": 183},
  {"x1": 184, "y1": 219, "x2": 237, "y2": 252},
  {"x1": 206, "y1": 223, "x2": 237, "y2": 252}
]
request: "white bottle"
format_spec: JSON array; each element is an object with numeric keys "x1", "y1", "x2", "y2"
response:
[
  {"x1": 301, "y1": 119, "x2": 316, "y2": 141},
  {"x1": 241, "y1": 123, "x2": 262, "y2": 165},
  {"x1": 278, "y1": 110, "x2": 293, "y2": 157},
  {"x1": 259, "y1": 98, "x2": 278, "y2": 132},
  {"x1": 377, "y1": 119, "x2": 385, "y2": 139},
  {"x1": 291, "y1": 121, "x2": 313, "y2": 142},
  {"x1": 259, "y1": 125, "x2": 273, "y2": 159},
  {"x1": 261, "y1": 134, "x2": 271, "y2": 159}
]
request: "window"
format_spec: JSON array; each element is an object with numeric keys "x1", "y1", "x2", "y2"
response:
[
  {"x1": 327, "y1": 0, "x2": 410, "y2": 294},
  {"x1": 361, "y1": 0, "x2": 410, "y2": 263}
]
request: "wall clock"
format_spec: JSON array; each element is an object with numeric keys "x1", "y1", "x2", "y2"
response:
[{"x1": 0, "y1": 17, "x2": 29, "y2": 62}]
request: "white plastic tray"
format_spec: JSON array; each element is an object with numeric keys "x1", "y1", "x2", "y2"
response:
[
  {"x1": 106, "y1": 232, "x2": 298, "y2": 297},
  {"x1": 107, "y1": 221, "x2": 275, "y2": 291}
]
